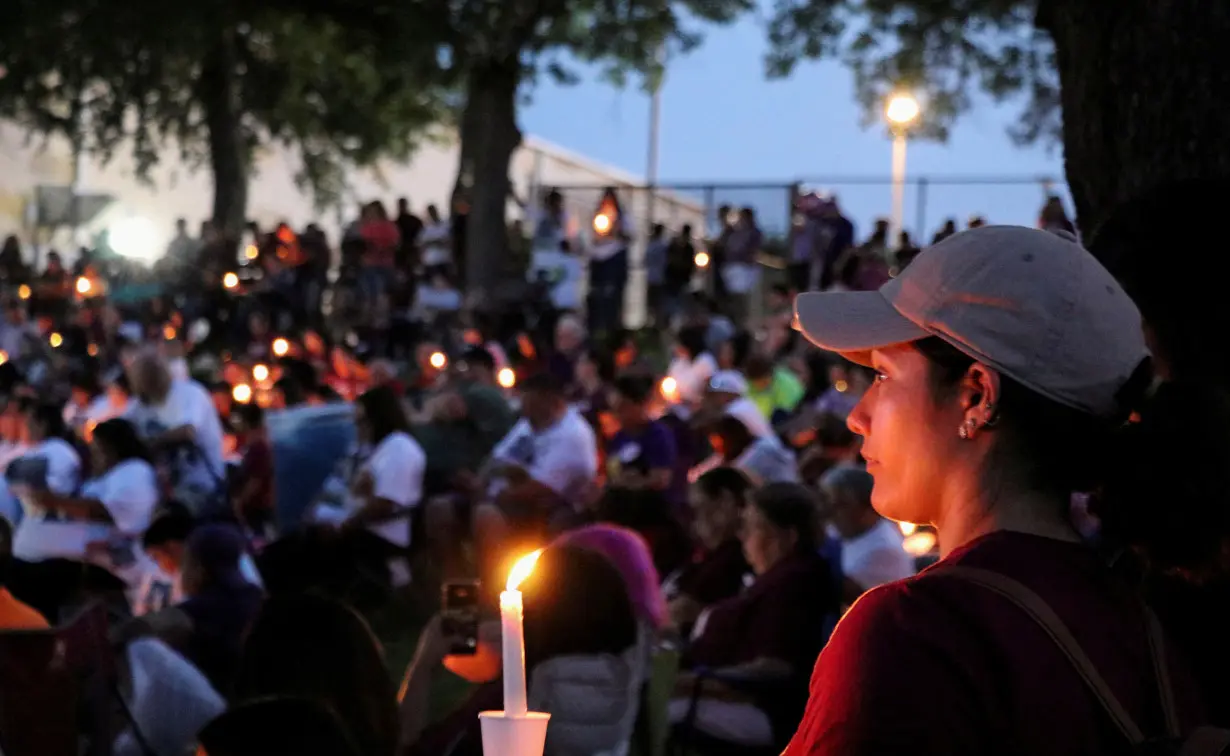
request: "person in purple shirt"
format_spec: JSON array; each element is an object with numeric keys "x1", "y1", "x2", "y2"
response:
[{"x1": 606, "y1": 374, "x2": 680, "y2": 503}]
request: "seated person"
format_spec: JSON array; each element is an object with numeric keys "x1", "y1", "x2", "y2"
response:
[
  {"x1": 818, "y1": 465, "x2": 914, "y2": 605},
  {"x1": 400, "y1": 540, "x2": 650, "y2": 756},
  {"x1": 468, "y1": 373, "x2": 597, "y2": 585},
  {"x1": 8, "y1": 419, "x2": 158, "y2": 623},
  {"x1": 310, "y1": 385, "x2": 426, "y2": 588},
  {"x1": 744, "y1": 352, "x2": 806, "y2": 426},
  {"x1": 134, "y1": 503, "x2": 264, "y2": 617},
  {"x1": 605, "y1": 374, "x2": 680, "y2": 501},
  {"x1": 130, "y1": 524, "x2": 265, "y2": 697},
  {"x1": 124, "y1": 351, "x2": 226, "y2": 516},
  {"x1": 411, "y1": 347, "x2": 516, "y2": 494},
  {"x1": 665, "y1": 467, "x2": 753, "y2": 634},
  {"x1": 670, "y1": 483, "x2": 839, "y2": 750},
  {"x1": 693, "y1": 416, "x2": 798, "y2": 485},
  {"x1": 0, "y1": 401, "x2": 84, "y2": 527}
]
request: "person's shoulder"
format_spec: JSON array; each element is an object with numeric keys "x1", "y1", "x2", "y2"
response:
[
  {"x1": 833, "y1": 576, "x2": 955, "y2": 647},
  {"x1": 382, "y1": 430, "x2": 425, "y2": 457}
]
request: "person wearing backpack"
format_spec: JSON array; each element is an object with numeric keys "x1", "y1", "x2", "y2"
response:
[{"x1": 784, "y1": 226, "x2": 1228, "y2": 755}]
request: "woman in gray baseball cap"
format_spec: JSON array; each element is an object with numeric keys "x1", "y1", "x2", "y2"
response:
[{"x1": 782, "y1": 226, "x2": 1217, "y2": 755}]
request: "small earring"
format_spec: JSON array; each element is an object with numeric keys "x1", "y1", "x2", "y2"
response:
[
  {"x1": 984, "y1": 403, "x2": 1000, "y2": 428},
  {"x1": 958, "y1": 424, "x2": 970, "y2": 440}
]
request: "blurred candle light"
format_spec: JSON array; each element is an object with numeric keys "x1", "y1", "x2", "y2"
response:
[
  {"x1": 902, "y1": 530, "x2": 937, "y2": 557},
  {"x1": 660, "y1": 376, "x2": 678, "y2": 401},
  {"x1": 49, "y1": 332, "x2": 63, "y2": 348},
  {"x1": 272, "y1": 337, "x2": 290, "y2": 357},
  {"x1": 694, "y1": 251, "x2": 710, "y2": 269},
  {"x1": 253, "y1": 364, "x2": 270, "y2": 383},
  {"x1": 501, "y1": 550, "x2": 542, "y2": 716},
  {"x1": 223, "y1": 272, "x2": 239, "y2": 290},
  {"x1": 75, "y1": 276, "x2": 92, "y2": 295},
  {"x1": 232, "y1": 383, "x2": 253, "y2": 404},
  {"x1": 17, "y1": 284, "x2": 30, "y2": 300},
  {"x1": 430, "y1": 351, "x2": 447, "y2": 370},
  {"x1": 497, "y1": 367, "x2": 516, "y2": 389}
]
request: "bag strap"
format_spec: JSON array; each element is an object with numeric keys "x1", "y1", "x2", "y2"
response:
[{"x1": 940, "y1": 566, "x2": 1148, "y2": 745}]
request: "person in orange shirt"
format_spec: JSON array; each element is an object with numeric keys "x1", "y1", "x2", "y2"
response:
[{"x1": 0, "y1": 518, "x2": 49, "y2": 629}]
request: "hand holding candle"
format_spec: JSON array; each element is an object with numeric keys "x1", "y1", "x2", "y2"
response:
[{"x1": 501, "y1": 549, "x2": 542, "y2": 717}]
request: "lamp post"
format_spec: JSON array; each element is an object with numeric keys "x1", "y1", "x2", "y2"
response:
[{"x1": 885, "y1": 93, "x2": 921, "y2": 247}]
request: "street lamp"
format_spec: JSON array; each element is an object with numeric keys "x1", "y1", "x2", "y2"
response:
[{"x1": 885, "y1": 92, "x2": 921, "y2": 247}]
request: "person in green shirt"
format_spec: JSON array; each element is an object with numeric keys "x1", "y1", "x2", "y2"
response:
[
  {"x1": 410, "y1": 347, "x2": 517, "y2": 494},
  {"x1": 744, "y1": 352, "x2": 805, "y2": 426}
]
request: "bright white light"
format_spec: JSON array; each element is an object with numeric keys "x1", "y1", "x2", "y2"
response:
[
  {"x1": 109, "y1": 216, "x2": 161, "y2": 262},
  {"x1": 886, "y1": 93, "x2": 921, "y2": 126}
]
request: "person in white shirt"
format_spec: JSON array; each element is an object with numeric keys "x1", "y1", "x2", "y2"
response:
[
  {"x1": 819, "y1": 465, "x2": 915, "y2": 604},
  {"x1": 125, "y1": 350, "x2": 226, "y2": 516},
  {"x1": 420, "y1": 204, "x2": 453, "y2": 274},
  {"x1": 8, "y1": 418, "x2": 160, "y2": 622},
  {"x1": 703, "y1": 370, "x2": 775, "y2": 440},
  {"x1": 666, "y1": 326, "x2": 719, "y2": 412},
  {"x1": 0, "y1": 402, "x2": 84, "y2": 529},
  {"x1": 346, "y1": 385, "x2": 426, "y2": 549},
  {"x1": 305, "y1": 385, "x2": 426, "y2": 589},
  {"x1": 472, "y1": 373, "x2": 597, "y2": 581}
]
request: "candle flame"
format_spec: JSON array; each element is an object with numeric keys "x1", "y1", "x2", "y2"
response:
[
  {"x1": 694, "y1": 251, "x2": 710, "y2": 268},
  {"x1": 76, "y1": 276, "x2": 92, "y2": 295},
  {"x1": 506, "y1": 549, "x2": 543, "y2": 592},
  {"x1": 497, "y1": 367, "x2": 516, "y2": 389},
  {"x1": 223, "y1": 272, "x2": 239, "y2": 289},
  {"x1": 593, "y1": 213, "x2": 612, "y2": 234},
  {"x1": 660, "y1": 376, "x2": 678, "y2": 400},
  {"x1": 17, "y1": 284, "x2": 30, "y2": 300},
  {"x1": 430, "y1": 351, "x2": 447, "y2": 369},
  {"x1": 272, "y1": 337, "x2": 290, "y2": 357}
]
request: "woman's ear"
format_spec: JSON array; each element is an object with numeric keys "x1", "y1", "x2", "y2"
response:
[{"x1": 960, "y1": 363, "x2": 1002, "y2": 437}]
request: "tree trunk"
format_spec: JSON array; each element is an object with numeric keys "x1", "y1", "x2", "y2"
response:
[
  {"x1": 199, "y1": 35, "x2": 249, "y2": 244},
  {"x1": 1042, "y1": 0, "x2": 1230, "y2": 238},
  {"x1": 458, "y1": 63, "x2": 522, "y2": 306}
]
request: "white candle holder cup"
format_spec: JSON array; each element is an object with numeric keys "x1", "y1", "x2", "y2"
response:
[{"x1": 478, "y1": 711, "x2": 551, "y2": 756}]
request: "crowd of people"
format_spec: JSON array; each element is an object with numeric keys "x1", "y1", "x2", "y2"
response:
[{"x1": 0, "y1": 176, "x2": 1227, "y2": 756}]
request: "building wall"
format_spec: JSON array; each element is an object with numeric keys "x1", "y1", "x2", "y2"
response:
[{"x1": 0, "y1": 122, "x2": 704, "y2": 257}]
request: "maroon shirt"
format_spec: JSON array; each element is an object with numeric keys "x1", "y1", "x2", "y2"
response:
[
  {"x1": 686, "y1": 551, "x2": 835, "y2": 672},
  {"x1": 784, "y1": 531, "x2": 1204, "y2": 756},
  {"x1": 675, "y1": 539, "x2": 750, "y2": 606}
]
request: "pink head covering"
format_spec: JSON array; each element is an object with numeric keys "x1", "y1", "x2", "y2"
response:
[{"x1": 552, "y1": 524, "x2": 667, "y2": 629}]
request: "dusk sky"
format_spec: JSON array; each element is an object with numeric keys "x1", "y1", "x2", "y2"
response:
[{"x1": 520, "y1": 16, "x2": 1071, "y2": 241}]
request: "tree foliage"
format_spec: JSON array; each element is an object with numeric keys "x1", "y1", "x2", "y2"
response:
[
  {"x1": 0, "y1": 0, "x2": 448, "y2": 224},
  {"x1": 764, "y1": 0, "x2": 1061, "y2": 144}
]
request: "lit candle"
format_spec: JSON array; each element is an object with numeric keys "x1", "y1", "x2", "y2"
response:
[{"x1": 501, "y1": 550, "x2": 542, "y2": 716}]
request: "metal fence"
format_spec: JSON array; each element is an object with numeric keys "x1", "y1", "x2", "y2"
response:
[{"x1": 548, "y1": 176, "x2": 1072, "y2": 326}]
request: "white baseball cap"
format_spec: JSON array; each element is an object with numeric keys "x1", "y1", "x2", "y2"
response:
[{"x1": 794, "y1": 225, "x2": 1148, "y2": 419}]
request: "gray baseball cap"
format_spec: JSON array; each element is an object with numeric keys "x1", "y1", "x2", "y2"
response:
[{"x1": 794, "y1": 225, "x2": 1147, "y2": 419}]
